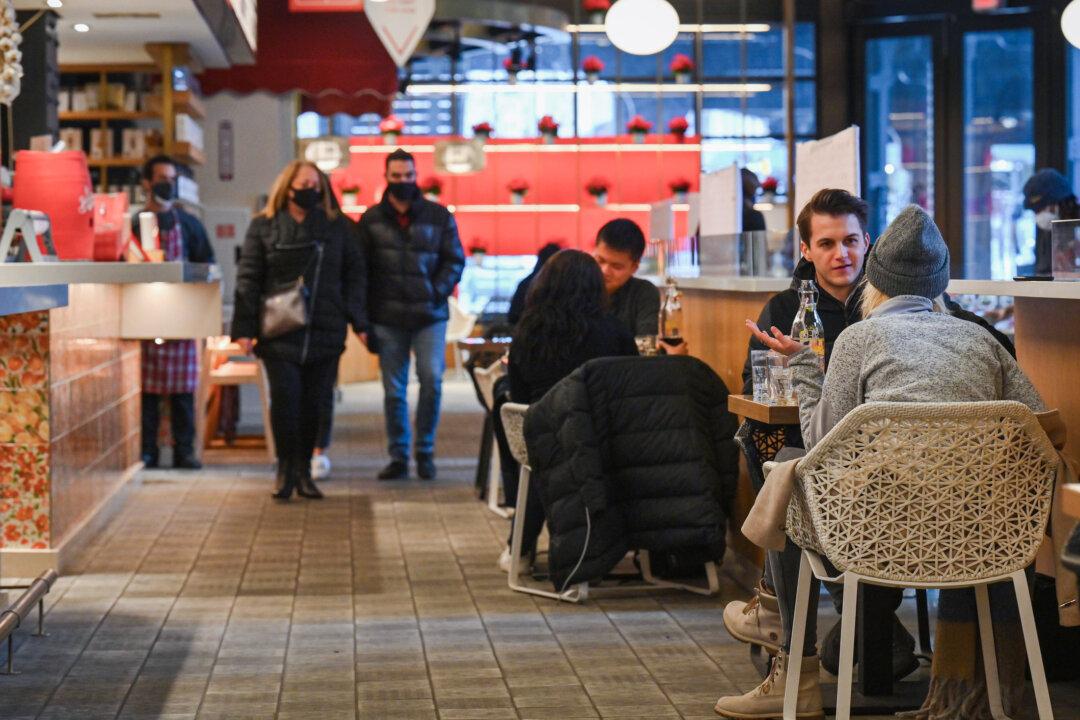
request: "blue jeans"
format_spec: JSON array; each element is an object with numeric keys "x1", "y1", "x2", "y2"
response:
[{"x1": 372, "y1": 321, "x2": 447, "y2": 461}]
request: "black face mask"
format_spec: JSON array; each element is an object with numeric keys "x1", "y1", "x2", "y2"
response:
[
  {"x1": 290, "y1": 187, "x2": 323, "y2": 211},
  {"x1": 387, "y1": 181, "x2": 420, "y2": 202},
  {"x1": 151, "y1": 181, "x2": 175, "y2": 202}
]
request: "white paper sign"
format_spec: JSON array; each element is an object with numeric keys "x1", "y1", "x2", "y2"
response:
[
  {"x1": 793, "y1": 125, "x2": 861, "y2": 229},
  {"x1": 365, "y1": 0, "x2": 435, "y2": 68},
  {"x1": 649, "y1": 200, "x2": 674, "y2": 242},
  {"x1": 699, "y1": 164, "x2": 741, "y2": 237}
]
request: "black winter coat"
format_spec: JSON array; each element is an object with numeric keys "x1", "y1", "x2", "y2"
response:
[
  {"x1": 231, "y1": 209, "x2": 365, "y2": 364},
  {"x1": 524, "y1": 356, "x2": 739, "y2": 589},
  {"x1": 356, "y1": 195, "x2": 465, "y2": 330}
]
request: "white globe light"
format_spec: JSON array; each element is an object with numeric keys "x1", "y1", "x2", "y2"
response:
[
  {"x1": 1064, "y1": 0, "x2": 1080, "y2": 50},
  {"x1": 605, "y1": 0, "x2": 679, "y2": 56}
]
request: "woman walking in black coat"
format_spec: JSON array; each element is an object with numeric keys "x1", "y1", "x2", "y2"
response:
[{"x1": 232, "y1": 161, "x2": 365, "y2": 500}]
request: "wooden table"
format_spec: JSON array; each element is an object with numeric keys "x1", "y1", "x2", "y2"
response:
[{"x1": 727, "y1": 394, "x2": 800, "y2": 425}]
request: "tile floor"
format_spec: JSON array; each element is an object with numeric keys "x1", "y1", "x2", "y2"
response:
[{"x1": 1, "y1": 380, "x2": 1077, "y2": 719}]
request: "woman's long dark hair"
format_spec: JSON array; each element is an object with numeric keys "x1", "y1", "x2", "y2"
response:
[{"x1": 514, "y1": 249, "x2": 608, "y2": 367}]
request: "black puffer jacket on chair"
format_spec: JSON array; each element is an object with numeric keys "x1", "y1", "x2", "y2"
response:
[{"x1": 523, "y1": 355, "x2": 739, "y2": 590}]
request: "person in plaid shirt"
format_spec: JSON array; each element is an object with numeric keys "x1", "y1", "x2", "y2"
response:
[{"x1": 133, "y1": 156, "x2": 216, "y2": 469}]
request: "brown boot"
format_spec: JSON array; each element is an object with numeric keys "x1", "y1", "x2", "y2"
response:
[
  {"x1": 722, "y1": 580, "x2": 783, "y2": 654},
  {"x1": 714, "y1": 651, "x2": 824, "y2": 719}
]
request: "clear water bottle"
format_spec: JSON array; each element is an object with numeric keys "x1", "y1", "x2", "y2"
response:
[{"x1": 790, "y1": 279, "x2": 825, "y2": 368}]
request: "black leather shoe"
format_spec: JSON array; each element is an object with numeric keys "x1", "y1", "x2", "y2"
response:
[
  {"x1": 294, "y1": 464, "x2": 324, "y2": 499},
  {"x1": 173, "y1": 454, "x2": 202, "y2": 470},
  {"x1": 272, "y1": 460, "x2": 294, "y2": 500},
  {"x1": 377, "y1": 460, "x2": 408, "y2": 480},
  {"x1": 141, "y1": 454, "x2": 159, "y2": 469},
  {"x1": 416, "y1": 455, "x2": 436, "y2": 480}
]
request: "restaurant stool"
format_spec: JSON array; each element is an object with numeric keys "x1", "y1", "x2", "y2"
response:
[
  {"x1": 782, "y1": 401, "x2": 1057, "y2": 720},
  {"x1": 201, "y1": 341, "x2": 275, "y2": 461},
  {"x1": 474, "y1": 360, "x2": 512, "y2": 518}
]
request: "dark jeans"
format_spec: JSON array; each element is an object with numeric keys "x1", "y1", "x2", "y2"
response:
[
  {"x1": 262, "y1": 355, "x2": 340, "y2": 467},
  {"x1": 372, "y1": 321, "x2": 447, "y2": 461},
  {"x1": 142, "y1": 392, "x2": 195, "y2": 460},
  {"x1": 315, "y1": 382, "x2": 335, "y2": 450}
]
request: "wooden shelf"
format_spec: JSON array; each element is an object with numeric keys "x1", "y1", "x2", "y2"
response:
[
  {"x1": 60, "y1": 110, "x2": 158, "y2": 121},
  {"x1": 173, "y1": 142, "x2": 205, "y2": 166},
  {"x1": 87, "y1": 157, "x2": 145, "y2": 168},
  {"x1": 59, "y1": 63, "x2": 158, "y2": 74},
  {"x1": 173, "y1": 91, "x2": 205, "y2": 120}
]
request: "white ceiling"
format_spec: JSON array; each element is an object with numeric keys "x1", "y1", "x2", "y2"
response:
[{"x1": 13, "y1": 0, "x2": 231, "y2": 68}]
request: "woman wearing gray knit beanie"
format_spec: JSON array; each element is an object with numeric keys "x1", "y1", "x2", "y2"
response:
[{"x1": 718, "y1": 205, "x2": 1046, "y2": 720}]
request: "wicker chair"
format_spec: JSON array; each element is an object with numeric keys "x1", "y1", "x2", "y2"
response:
[
  {"x1": 782, "y1": 401, "x2": 1058, "y2": 720},
  {"x1": 474, "y1": 359, "x2": 511, "y2": 518},
  {"x1": 500, "y1": 402, "x2": 587, "y2": 602}
]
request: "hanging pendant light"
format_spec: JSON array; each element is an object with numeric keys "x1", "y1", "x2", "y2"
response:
[
  {"x1": 1064, "y1": 0, "x2": 1080, "y2": 49},
  {"x1": 605, "y1": 0, "x2": 679, "y2": 56}
]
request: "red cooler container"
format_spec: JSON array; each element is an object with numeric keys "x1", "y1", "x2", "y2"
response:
[{"x1": 13, "y1": 150, "x2": 95, "y2": 260}]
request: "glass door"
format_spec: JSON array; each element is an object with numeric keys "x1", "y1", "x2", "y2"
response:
[
  {"x1": 962, "y1": 29, "x2": 1035, "y2": 279},
  {"x1": 864, "y1": 35, "x2": 935, "y2": 239}
]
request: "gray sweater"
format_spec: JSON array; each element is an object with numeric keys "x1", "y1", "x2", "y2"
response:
[{"x1": 790, "y1": 295, "x2": 1044, "y2": 449}]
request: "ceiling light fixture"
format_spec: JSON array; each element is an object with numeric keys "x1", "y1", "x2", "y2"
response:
[
  {"x1": 73, "y1": 23, "x2": 90, "y2": 32},
  {"x1": 46, "y1": 0, "x2": 63, "y2": 8},
  {"x1": 605, "y1": 0, "x2": 679, "y2": 56},
  {"x1": 1064, "y1": 0, "x2": 1080, "y2": 49}
]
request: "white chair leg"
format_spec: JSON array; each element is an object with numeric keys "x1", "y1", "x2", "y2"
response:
[
  {"x1": 975, "y1": 583, "x2": 1009, "y2": 720},
  {"x1": 257, "y1": 361, "x2": 275, "y2": 461},
  {"x1": 507, "y1": 467, "x2": 582, "y2": 603},
  {"x1": 834, "y1": 573, "x2": 860, "y2": 720},
  {"x1": 1011, "y1": 570, "x2": 1055, "y2": 720},
  {"x1": 486, "y1": 439, "x2": 512, "y2": 519},
  {"x1": 783, "y1": 552, "x2": 814, "y2": 720}
]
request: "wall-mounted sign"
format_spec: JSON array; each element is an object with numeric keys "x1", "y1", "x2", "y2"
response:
[
  {"x1": 300, "y1": 136, "x2": 352, "y2": 173},
  {"x1": 289, "y1": 0, "x2": 364, "y2": 11},
  {"x1": 218, "y1": 121, "x2": 234, "y2": 182},
  {"x1": 434, "y1": 141, "x2": 485, "y2": 175},
  {"x1": 365, "y1": 0, "x2": 434, "y2": 68}
]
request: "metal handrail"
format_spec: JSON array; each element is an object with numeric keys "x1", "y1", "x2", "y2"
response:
[{"x1": 0, "y1": 569, "x2": 58, "y2": 674}]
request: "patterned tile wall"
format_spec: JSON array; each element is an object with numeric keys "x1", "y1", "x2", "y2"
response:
[{"x1": 0, "y1": 285, "x2": 141, "y2": 550}]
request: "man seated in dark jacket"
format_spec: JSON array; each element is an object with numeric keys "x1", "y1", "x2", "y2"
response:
[
  {"x1": 357, "y1": 149, "x2": 465, "y2": 481},
  {"x1": 592, "y1": 219, "x2": 660, "y2": 338}
]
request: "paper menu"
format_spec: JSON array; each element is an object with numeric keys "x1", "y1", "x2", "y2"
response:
[
  {"x1": 699, "y1": 164, "x2": 742, "y2": 237},
  {"x1": 793, "y1": 126, "x2": 861, "y2": 229}
]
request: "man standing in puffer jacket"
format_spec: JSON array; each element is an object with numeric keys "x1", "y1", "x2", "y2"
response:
[{"x1": 357, "y1": 149, "x2": 465, "y2": 481}]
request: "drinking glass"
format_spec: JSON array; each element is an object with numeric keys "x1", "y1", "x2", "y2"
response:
[
  {"x1": 750, "y1": 350, "x2": 769, "y2": 402},
  {"x1": 767, "y1": 352, "x2": 794, "y2": 405}
]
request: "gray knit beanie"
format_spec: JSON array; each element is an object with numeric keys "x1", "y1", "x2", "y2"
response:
[{"x1": 865, "y1": 205, "x2": 950, "y2": 299}]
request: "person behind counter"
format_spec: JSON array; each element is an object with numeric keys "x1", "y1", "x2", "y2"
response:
[
  {"x1": 133, "y1": 154, "x2": 215, "y2": 470},
  {"x1": 356, "y1": 149, "x2": 465, "y2": 482},
  {"x1": 232, "y1": 161, "x2": 365, "y2": 501},
  {"x1": 719, "y1": 205, "x2": 1045, "y2": 720},
  {"x1": 741, "y1": 168, "x2": 767, "y2": 232},
  {"x1": 1023, "y1": 167, "x2": 1080, "y2": 276}
]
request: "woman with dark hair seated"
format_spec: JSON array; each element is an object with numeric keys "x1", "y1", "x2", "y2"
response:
[{"x1": 496, "y1": 248, "x2": 638, "y2": 573}]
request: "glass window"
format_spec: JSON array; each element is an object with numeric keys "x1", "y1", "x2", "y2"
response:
[
  {"x1": 702, "y1": 137, "x2": 788, "y2": 188},
  {"x1": 963, "y1": 29, "x2": 1034, "y2": 279},
  {"x1": 616, "y1": 93, "x2": 662, "y2": 132},
  {"x1": 409, "y1": 55, "x2": 451, "y2": 82},
  {"x1": 864, "y1": 35, "x2": 935, "y2": 239},
  {"x1": 533, "y1": 36, "x2": 574, "y2": 81},
  {"x1": 460, "y1": 88, "x2": 575, "y2": 138},
  {"x1": 702, "y1": 24, "x2": 814, "y2": 79},
  {"x1": 1070, "y1": 44, "x2": 1080, "y2": 195},
  {"x1": 661, "y1": 94, "x2": 696, "y2": 137},
  {"x1": 701, "y1": 81, "x2": 814, "y2": 138},
  {"x1": 619, "y1": 49, "x2": 660, "y2": 80},
  {"x1": 461, "y1": 49, "x2": 500, "y2": 82},
  {"x1": 578, "y1": 34, "x2": 618, "y2": 81},
  {"x1": 661, "y1": 33, "x2": 697, "y2": 81}
]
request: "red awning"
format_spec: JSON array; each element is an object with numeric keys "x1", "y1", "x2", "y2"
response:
[{"x1": 200, "y1": 0, "x2": 397, "y2": 117}]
